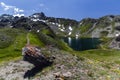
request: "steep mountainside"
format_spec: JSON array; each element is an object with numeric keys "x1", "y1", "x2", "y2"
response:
[{"x1": 78, "y1": 15, "x2": 120, "y2": 38}]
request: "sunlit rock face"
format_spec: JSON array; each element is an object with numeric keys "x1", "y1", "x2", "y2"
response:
[
  {"x1": 22, "y1": 45, "x2": 41, "y2": 57},
  {"x1": 22, "y1": 45, "x2": 54, "y2": 66}
]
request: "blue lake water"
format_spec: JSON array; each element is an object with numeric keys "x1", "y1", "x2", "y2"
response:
[{"x1": 63, "y1": 37, "x2": 101, "y2": 51}]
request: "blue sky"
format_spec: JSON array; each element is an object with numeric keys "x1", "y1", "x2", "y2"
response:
[{"x1": 0, "y1": 0, "x2": 120, "y2": 20}]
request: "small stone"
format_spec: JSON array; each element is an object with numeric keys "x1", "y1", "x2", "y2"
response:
[{"x1": 62, "y1": 72, "x2": 72, "y2": 78}]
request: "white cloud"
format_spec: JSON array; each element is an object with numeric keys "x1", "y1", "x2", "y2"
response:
[
  {"x1": 0, "y1": 2, "x2": 25, "y2": 17},
  {"x1": 14, "y1": 8, "x2": 24, "y2": 13},
  {"x1": 0, "y1": 2, "x2": 14, "y2": 11}
]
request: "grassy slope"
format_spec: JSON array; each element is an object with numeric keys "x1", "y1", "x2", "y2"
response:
[
  {"x1": 77, "y1": 49, "x2": 120, "y2": 62},
  {"x1": 0, "y1": 28, "x2": 72, "y2": 63},
  {"x1": 72, "y1": 49, "x2": 120, "y2": 79},
  {"x1": 0, "y1": 29, "x2": 44, "y2": 63},
  {"x1": 28, "y1": 33, "x2": 45, "y2": 47},
  {"x1": 0, "y1": 32, "x2": 26, "y2": 63},
  {"x1": 35, "y1": 31, "x2": 72, "y2": 51}
]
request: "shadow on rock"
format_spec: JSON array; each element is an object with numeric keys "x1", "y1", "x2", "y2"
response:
[{"x1": 23, "y1": 54, "x2": 54, "y2": 79}]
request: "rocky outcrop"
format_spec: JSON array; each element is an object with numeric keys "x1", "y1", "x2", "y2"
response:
[{"x1": 22, "y1": 45, "x2": 55, "y2": 66}]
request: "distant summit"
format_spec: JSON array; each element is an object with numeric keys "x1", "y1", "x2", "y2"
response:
[{"x1": 30, "y1": 12, "x2": 46, "y2": 20}]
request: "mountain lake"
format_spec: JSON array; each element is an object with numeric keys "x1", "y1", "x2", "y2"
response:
[{"x1": 63, "y1": 37, "x2": 101, "y2": 51}]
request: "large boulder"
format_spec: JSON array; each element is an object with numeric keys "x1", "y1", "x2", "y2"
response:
[{"x1": 22, "y1": 45, "x2": 54, "y2": 66}]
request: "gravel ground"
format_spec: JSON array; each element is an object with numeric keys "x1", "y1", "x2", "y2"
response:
[{"x1": 0, "y1": 60, "x2": 34, "y2": 80}]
